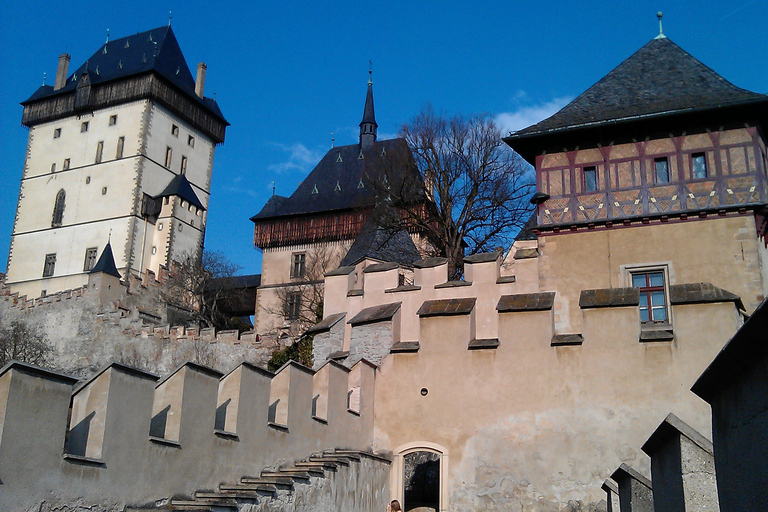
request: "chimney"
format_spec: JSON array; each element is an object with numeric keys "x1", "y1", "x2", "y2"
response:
[
  {"x1": 54, "y1": 54, "x2": 70, "y2": 91},
  {"x1": 195, "y1": 62, "x2": 207, "y2": 98}
]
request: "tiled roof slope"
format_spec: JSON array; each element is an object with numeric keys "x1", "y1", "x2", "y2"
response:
[
  {"x1": 89, "y1": 242, "x2": 122, "y2": 278},
  {"x1": 23, "y1": 26, "x2": 225, "y2": 122},
  {"x1": 511, "y1": 37, "x2": 766, "y2": 138},
  {"x1": 251, "y1": 138, "x2": 412, "y2": 220},
  {"x1": 339, "y1": 218, "x2": 421, "y2": 267}
]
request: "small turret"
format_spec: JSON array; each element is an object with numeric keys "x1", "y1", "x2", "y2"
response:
[{"x1": 359, "y1": 68, "x2": 377, "y2": 148}]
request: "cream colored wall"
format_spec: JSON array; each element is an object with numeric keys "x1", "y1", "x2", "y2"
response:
[
  {"x1": 7, "y1": 100, "x2": 216, "y2": 297},
  {"x1": 537, "y1": 215, "x2": 765, "y2": 335}
]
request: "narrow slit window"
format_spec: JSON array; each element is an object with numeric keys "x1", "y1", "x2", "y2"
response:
[
  {"x1": 188, "y1": 135, "x2": 195, "y2": 147},
  {"x1": 654, "y1": 157, "x2": 669, "y2": 183},
  {"x1": 63, "y1": 158, "x2": 70, "y2": 170},
  {"x1": 109, "y1": 115, "x2": 118, "y2": 126},
  {"x1": 171, "y1": 124, "x2": 179, "y2": 137},
  {"x1": 180, "y1": 156, "x2": 187, "y2": 175},
  {"x1": 43, "y1": 253, "x2": 56, "y2": 278},
  {"x1": 53, "y1": 128, "x2": 62, "y2": 138},
  {"x1": 116, "y1": 136, "x2": 125, "y2": 159},
  {"x1": 50, "y1": 163, "x2": 56, "y2": 173},
  {"x1": 81, "y1": 121, "x2": 89, "y2": 133},
  {"x1": 165, "y1": 147, "x2": 172, "y2": 168},
  {"x1": 692, "y1": 153, "x2": 707, "y2": 179},
  {"x1": 95, "y1": 141, "x2": 104, "y2": 163},
  {"x1": 52, "y1": 189, "x2": 66, "y2": 227}
]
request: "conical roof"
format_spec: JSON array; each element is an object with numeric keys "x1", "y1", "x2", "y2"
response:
[
  {"x1": 89, "y1": 242, "x2": 122, "y2": 278},
  {"x1": 360, "y1": 81, "x2": 377, "y2": 127},
  {"x1": 156, "y1": 174, "x2": 205, "y2": 210}
]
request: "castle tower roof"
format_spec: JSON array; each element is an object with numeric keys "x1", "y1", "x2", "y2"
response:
[
  {"x1": 156, "y1": 174, "x2": 205, "y2": 210},
  {"x1": 506, "y1": 37, "x2": 768, "y2": 162},
  {"x1": 89, "y1": 242, "x2": 122, "y2": 279}
]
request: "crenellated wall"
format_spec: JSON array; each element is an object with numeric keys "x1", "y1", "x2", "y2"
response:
[{"x1": 0, "y1": 357, "x2": 377, "y2": 510}]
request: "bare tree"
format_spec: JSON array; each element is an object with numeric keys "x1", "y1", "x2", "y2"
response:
[
  {"x1": 0, "y1": 319, "x2": 52, "y2": 367},
  {"x1": 161, "y1": 250, "x2": 244, "y2": 330},
  {"x1": 371, "y1": 105, "x2": 534, "y2": 278}
]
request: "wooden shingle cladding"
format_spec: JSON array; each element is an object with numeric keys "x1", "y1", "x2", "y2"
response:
[{"x1": 22, "y1": 74, "x2": 227, "y2": 143}]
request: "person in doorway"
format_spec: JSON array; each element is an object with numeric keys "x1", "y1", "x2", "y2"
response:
[{"x1": 386, "y1": 499, "x2": 402, "y2": 512}]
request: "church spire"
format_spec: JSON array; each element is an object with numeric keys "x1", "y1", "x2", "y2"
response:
[{"x1": 359, "y1": 65, "x2": 377, "y2": 148}]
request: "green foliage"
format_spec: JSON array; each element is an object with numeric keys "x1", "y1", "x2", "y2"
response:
[
  {"x1": 0, "y1": 319, "x2": 52, "y2": 367},
  {"x1": 267, "y1": 333, "x2": 314, "y2": 371}
]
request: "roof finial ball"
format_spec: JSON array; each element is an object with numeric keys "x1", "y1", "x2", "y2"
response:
[{"x1": 656, "y1": 11, "x2": 666, "y2": 39}]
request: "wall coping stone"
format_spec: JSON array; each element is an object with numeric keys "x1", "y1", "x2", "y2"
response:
[
  {"x1": 611, "y1": 463, "x2": 652, "y2": 489},
  {"x1": 551, "y1": 334, "x2": 584, "y2": 346},
  {"x1": 435, "y1": 280, "x2": 472, "y2": 289},
  {"x1": 496, "y1": 276, "x2": 516, "y2": 284},
  {"x1": 580, "y1": 287, "x2": 639, "y2": 309},
  {"x1": 347, "y1": 289, "x2": 364, "y2": 297},
  {"x1": 363, "y1": 262, "x2": 399, "y2": 273},
  {"x1": 413, "y1": 257, "x2": 448, "y2": 269},
  {"x1": 514, "y1": 248, "x2": 539, "y2": 260},
  {"x1": 669, "y1": 282, "x2": 744, "y2": 310},
  {"x1": 348, "y1": 302, "x2": 401, "y2": 325},
  {"x1": 155, "y1": 361, "x2": 224, "y2": 387},
  {"x1": 307, "y1": 312, "x2": 347, "y2": 334},
  {"x1": 385, "y1": 284, "x2": 422, "y2": 293},
  {"x1": 641, "y1": 413, "x2": 714, "y2": 456},
  {"x1": 497, "y1": 292, "x2": 555, "y2": 312},
  {"x1": 325, "y1": 266, "x2": 356, "y2": 277},
  {"x1": 468, "y1": 338, "x2": 500, "y2": 350},
  {"x1": 390, "y1": 341, "x2": 420, "y2": 353},
  {"x1": 417, "y1": 297, "x2": 476, "y2": 317},
  {"x1": 464, "y1": 251, "x2": 501, "y2": 264},
  {"x1": 602, "y1": 478, "x2": 619, "y2": 494},
  {"x1": 0, "y1": 360, "x2": 79, "y2": 385}
]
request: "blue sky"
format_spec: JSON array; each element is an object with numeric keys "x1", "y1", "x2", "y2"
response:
[{"x1": 1, "y1": 0, "x2": 766, "y2": 277}]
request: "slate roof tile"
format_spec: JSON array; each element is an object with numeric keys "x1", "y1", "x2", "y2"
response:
[
  {"x1": 417, "y1": 298, "x2": 476, "y2": 317},
  {"x1": 348, "y1": 302, "x2": 401, "y2": 325},
  {"x1": 497, "y1": 292, "x2": 555, "y2": 312}
]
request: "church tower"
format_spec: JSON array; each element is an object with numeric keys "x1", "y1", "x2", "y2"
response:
[
  {"x1": 6, "y1": 26, "x2": 228, "y2": 298},
  {"x1": 359, "y1": 70, "x2": 378, "y2": 147}
]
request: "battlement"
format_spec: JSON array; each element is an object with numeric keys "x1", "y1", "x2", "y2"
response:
[{"x1": 0, "y1": 356, "x2": 376, "y2": 509}]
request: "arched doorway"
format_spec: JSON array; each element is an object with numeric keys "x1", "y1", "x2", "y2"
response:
[
  {"x1": 403, "y1": 450, "x2": 440, "y2": 511},
  {"x1": 392, "y1": 442, "x2": 448, "y2": 512}
]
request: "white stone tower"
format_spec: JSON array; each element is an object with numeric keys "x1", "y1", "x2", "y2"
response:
[{"x1": 6, "y1": 26, "x2": 228, "y2": 297}]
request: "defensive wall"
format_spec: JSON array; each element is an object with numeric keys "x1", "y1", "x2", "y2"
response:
[
  {"x1": 312, "y1": 235, "x2": 747, "y2": 510},
  {"x1": 0, "y1": 270, "x2": 282, "y2": 379},
  {"x1": 0, "y1": 357, "x2": 387, "y2": 511}
]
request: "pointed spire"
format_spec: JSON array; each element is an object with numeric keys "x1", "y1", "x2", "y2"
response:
[
  {"x1": 359, "y1": 64, "x2": 378, "y2": 148},
  {"x1": 169, "y1": 11, "x2": 173, "y2": 26}
]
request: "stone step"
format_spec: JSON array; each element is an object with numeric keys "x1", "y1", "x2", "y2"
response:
[
  {"x1": 169, "y1": 499, "x2": 236, "y2": 511},
  {"x1": 241, "y1": 475, "x2": 294, "y2": 486},
  {"x1": 277, "y1": 465, "x2": 325, "y2": 476},
  {"x1": 327, "y1": 450, "x2": 362, "y2": 461},
  {"x1": 195, "y1": 490, "x2": 259, "y2": 501},
  {"x1": 221, "y1": 482, "x2": 279, "y2": 494},
  {"x1": 309, "y1": 456, "x2": 350, "y2": 466},
  {"x1": 261, "y1": 469, "x2": 312, "y2": 480},
  {"x1": 295, "y1": 460, "x2": 339, "y2": 470}
]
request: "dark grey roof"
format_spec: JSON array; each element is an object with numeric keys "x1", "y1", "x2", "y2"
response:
[
  {"x1": 250, "y1": 195, "x2": 288, "y2": 221},
  {"x1": 204, "y1": 274, "x2": 261, "y2": 292},
  {"x1": 348, "y1": 302, "x2": 401, "y2": 326},
  {"x1": 338, "y1": 211, "x2": 421, "y2": 268},
  {"x1": 251, "y1": 138, "x2": 414, "y2": 220},
  {"x1": 514, "y1": 214, "x2": 538, "y2": 242},
  {"x1": 23, "y1": 26, "x2": 225, "y2": 123},
  {"x1": 510, "y1": 37, "x2": 767, "y2": 138},
  {"x1": 156, "y1": 174, "x2": 205, "y2": 210},
  {"x1": 360, "y1": 81, "x2": 377, "y2": 127},
  {"x1": 90, "y1": 242, "x2": 121, "y2": 278}
]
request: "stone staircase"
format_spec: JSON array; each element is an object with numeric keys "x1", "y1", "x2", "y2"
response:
[{"x1": 168, "y1": 450, "x2": 383, "y2": 511}]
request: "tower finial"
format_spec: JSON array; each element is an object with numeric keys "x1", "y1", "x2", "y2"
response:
[
  {"x1": 655, "y1": 12, "x2": 666, "y2": 39},
  {"x1": 108, "y1": 229, "x2": 112, "y2": 243},
  {"x1": 331, "y1": 132, "x2": 335, "y2": 148},
  {"x1": 272, "y1": 181, "x2": 276, "y2": 197},
  {"x1": 42, "y1": 72, "x2": 46, "y2": 86},
  {"x1": 169, "y1": 11, "x2": 172, "y2": 26},
  {"x1": 368, "y1": 61, "x2": 372, "y2": 85},
  {"x1": 360, "y1": 66, "x2": 378, "y2": 147}
]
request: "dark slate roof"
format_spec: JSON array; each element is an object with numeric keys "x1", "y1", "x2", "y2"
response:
[
  {"x1": 250, "y1": 195, "x2": 288, "y2": 221},
  {"x1": 514, "y1": 214, "x2": 539, "y2": 242},
  {"x1": 156, "y1": 174, "x2": 205, "y2": 210},
  {"x1": 338, "y1": 217, "x2": 421, "y2": 267},
  {"x1": 23, "y1": 26, "x2": 225, "y2": 122},
  {"x1": 668, "y1": 282, "x2": 743, "y2": 310},
  {"x1": 90, "y1": 242, "x2": 122, "y2": 278},
  {"x1": 579, "y1": 288, "x2": 640, "y2": 309},
  {"x1": 307, "y1": 312, "x2": 346, "y2": 334},
  {"x1": 417, "y1": 298, "x2": 476, "y2": 317},
  {"x1": 496, "y1": 292, "x2": 555, "y2": 312},
  {"x1": 360, "y1": 81, "x2": 377, "y2": 127},
  {"x1": 510, "y1": 37, "x2": 767, "y2": 138},
  {"x1": 251, "y1": 138, "x2": 414, "y2": 220},
  {"x1": 348, "y1": 302, "x2": 401, "y2": 325},
  {"x1": 204, "y1": 274, "x2": 261, "y2": 292}
]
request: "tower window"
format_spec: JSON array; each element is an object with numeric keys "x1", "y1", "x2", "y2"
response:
[
  {"x1": 285, "y1": 292, "x2": 301, "y2": 320},
  {"x1": 165, "y1": 147, "x2": 172, "y2": 168},
  {"x1": 109, "y1": 115, "x2": 118, "y2": 126},
  {"x1": 51, "y1": 163, "x2": 56, "y2": 173},
  {"x1": 692, "y1": 153, "x2": 707, "y2": 179},
  {"x1": 171, "y1": 124, "x2": 179, "y2": 137},
  {"x1": 43, "y1": 253, "x2": 57, "y2": 278},
  {"x1": 95, "y1": 141, "x2": 104, "y2": 163},
  {"x1": 188, "y1": 135, "x2": 195, "y2": 147},
  {"x1": 654, "y1": 157, "x2": 669, "y2": 183},
  {"x1": 584, "y1": 166, "x2": 597, "y2": 192},
  {"x1": 180, "y1": 156, "x2": 188, "y2": 175},
  {"x1": 102, "y1": 187, "x2": 108, "y2": 195},
  {"x1": 116, "y1": 136, "x2": 125, "y2": 159},
  {"x1": 53, "y1": 128, "x2": 61, "y2": 138},
  {"x1": 81, "y1": 122, "x2": 89, "y2": 133},
  {"x1": 83, "y1": 247, "x2": 98, "y2": 271},
  {"x1": 632, "y1": 271, "x2": 668, "y2": 323},
  {"x1": 63, "y1": 158, "x2": 70, "y2": 170},
  {"x1": 52, "y1": 189, "x2": 66, "y2": 227},
  {"x1": 291, "y1": 252, "x2": 306, "y2": 279}
]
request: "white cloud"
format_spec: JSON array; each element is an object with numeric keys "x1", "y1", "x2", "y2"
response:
[
  {"x1": 495, "y1": 96, "x2": 572, "y2": 136},
  {"x1": 267, "y1": 142, "x2": 325, "y2": 175}
]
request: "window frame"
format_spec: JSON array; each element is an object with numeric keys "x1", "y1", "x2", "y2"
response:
[
  {"x1": 165, "y1": 147, "x2": 173, "y2": 168},
  {"x1": 52, "y1": 189, "x2": 66, "y2": 227},
  {"x1": 583, "y1": 166, "x2": 598, "y2": 192},
  {"x1": 53, "y1": 128, "x2": 62, "y2": 138},
  {"x1": 81, "y1": 121, "x2": 89, "y2": 133},
  {"x1": 95, "y1": 141, "x2": 104, "y2": 163},
  {"x1": 285, "y1": 291, "x2": 301, "y2": 321},
  {"x1": 180, "y1": 155, "x2": 188, "y2": 175},
  {"x1": 188, "y1": 135, "x2": 195, "y2": 147},
  {"x1": 109, "y1": 115, "x2": 118, "y2": 126},
  {"x1": 83, "y1": 247, "x2": 99, "y2": 271},
  {"x1": 290, "y1": 252, "x2": 307, "y2": 279},
  {"x1": 171, "y1": 124, "x2": 179, "y2": 137},
  {"x1": 63, "y1": 158, "x2": 70, "y2": 170},
  {"x1": 43, "y1": 253, "x2": 57, "y2": 278},
  {"x1": 654, "y1": 156, "x2": 670, "y2": 184},
  {"x1": 692, "y1": 152, "x2": 708, "y2": 180},
  {"x1": 622, "y1": 263, "x2": 673, "y2": 328},
  {"x1": 116, "y1": 136, "x2": 125, "y2": 159}
]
